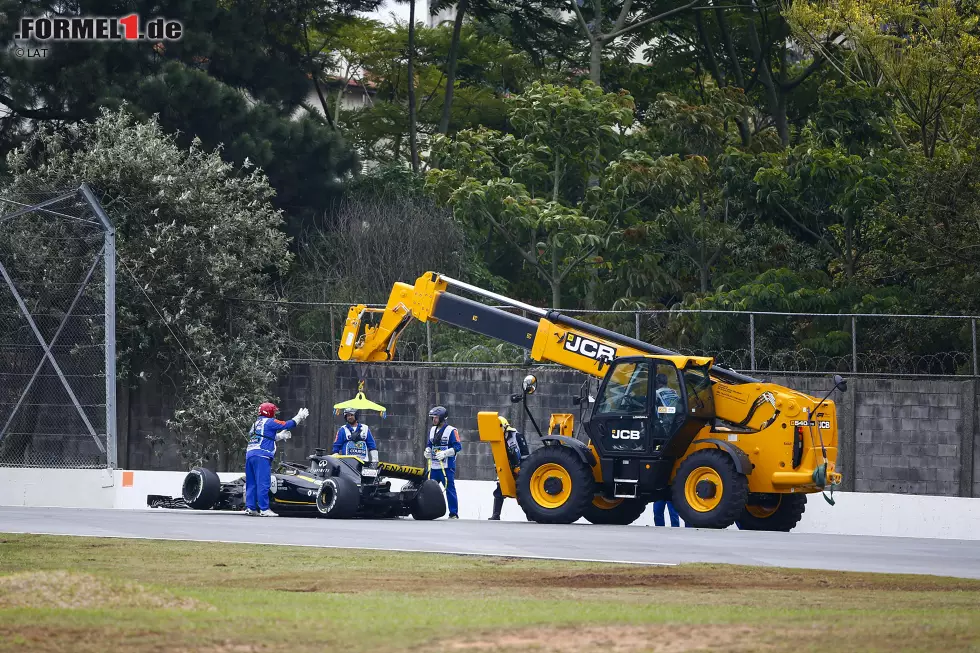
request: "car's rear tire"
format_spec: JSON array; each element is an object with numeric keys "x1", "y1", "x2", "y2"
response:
[
  {"x1": 410, "y1": 479, "x2": 447, "y2": 520},
  {"x1": 316, "y1": 476, "x2": 359, "y2": 518},
  {"x1": 182, "y1": 467, "x2": 221, "y2": 509},
  {"x1": 582, "y1": 496, "x2": 648, "y2": 525}
]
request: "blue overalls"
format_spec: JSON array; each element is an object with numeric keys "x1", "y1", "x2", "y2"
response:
[
  {"x1": 427, "y1": 423, "x2": 462, "y2": 516},
  {"x1": 245, "y1": 416, "x2": 295, "y2": 511}
]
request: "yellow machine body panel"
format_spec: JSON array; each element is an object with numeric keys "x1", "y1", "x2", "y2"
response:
[{"x1": 478, "y1": 411, "x2": 519, "y2": 498}]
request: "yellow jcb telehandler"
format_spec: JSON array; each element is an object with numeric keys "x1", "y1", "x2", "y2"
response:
[{"x1": 339, "y1": 271, "x2": 845, "y2": 530}]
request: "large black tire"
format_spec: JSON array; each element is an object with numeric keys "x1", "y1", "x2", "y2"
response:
[
  {"x1": 582, "y1": 496, "x2": 648, "y2": 525},
  {"x1": 410, "y1": 479, "x2": 447, "y2": 520},
  {"x1": 516, "y1": 445, "x2": 595, "y2": 524},
  {"x1": 182, "y1": 467, "x2": 221, "y2": 510},
  {"x1": 316, "y1": 476, "x2": 360, "y2": 518},
  {"x1": 671, "y1": 449, "x2": 748, "y2": 529},
  {"x1": 736, "y1": 493, "x2": 807, "y2": 532}
]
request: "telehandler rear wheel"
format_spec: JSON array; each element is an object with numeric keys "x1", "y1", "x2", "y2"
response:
[
  {"x1": 735, "y1": 493, "x2": 806, "y2": 531},
  {"x1": 671, "y1": 449, "x2": 747, "y2": 529},
  {"x1": 516, "y1": 445, "x2": 594, "y2": 524},
  {"x1": 582, "y1": 496, "x2": 648, "y2": 525}
]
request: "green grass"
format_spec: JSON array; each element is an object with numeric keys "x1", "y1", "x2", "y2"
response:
[{"x1": 0, "y1": 533, "x2": 978, "y2": 652}]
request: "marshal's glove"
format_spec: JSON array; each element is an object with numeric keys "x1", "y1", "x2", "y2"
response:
[
  {"x1": 276, "y1": 431, "x2": 292, "y2": 441},
  {"x1": 435, "y1": 448, "x2": 455, "y2": 461},
  {"x1": 291, "y1": 407, "x2": 310, "y2": 424},
  {"x1": 423, "y1": 446, "x2": 432, "y2": 459}
]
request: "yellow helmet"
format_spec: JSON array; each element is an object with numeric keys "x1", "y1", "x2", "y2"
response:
[{"x1": 498, "y1": 415, "x2": 511, "y2": 429}]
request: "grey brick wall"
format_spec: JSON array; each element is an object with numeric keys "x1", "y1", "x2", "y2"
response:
[{"x1": 118, "y1": 363, "x2": 980, "y2": 497}]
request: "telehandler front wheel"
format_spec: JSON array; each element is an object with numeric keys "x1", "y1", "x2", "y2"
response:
[
  {"x1": 671, "y1": 449, "x2": 748, "y2": 529},
  {"x1": 516, "y1": 445, "x2": 595, "y2": 524},
  {"x1": 736, "y1": 493, "x2": 807, "y2": 532}
]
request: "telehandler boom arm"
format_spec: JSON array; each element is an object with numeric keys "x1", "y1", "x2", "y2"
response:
[{"x1": 339, "y1": 271, "x2": 757, "y2": 386}]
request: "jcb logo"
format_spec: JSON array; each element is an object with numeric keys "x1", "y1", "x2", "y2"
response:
[
  {"x1": 563, "y1": 333, "x2": 616, "y2": 363},
  {"x1": 611, "y1": 429, "x2": 641, "y2": 440}
]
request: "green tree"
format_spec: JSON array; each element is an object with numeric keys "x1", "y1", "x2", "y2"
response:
[
  {"x1": 1, "y1": 0, "x2": 374, "y2": 233},
  {"x1": 3, "y1": 106, "x2": 292, "y2": 468},
  {"x1": 428, "y1": 0, "x2": 573, "y2": 134},
  {"x1": 568, "y1": 0, "x2": 704, "y2": 86},
  {"x1": 341, "y1": 21, "x2": 533, "y2": 166},
  {"x1": 639, "y1": 0, "x2": 840, "y2": 148},
  {"x1": 426, "y1": 81, "x2": 707, "y2": 308},
  {"x1": 785, "y1": 0, "x2": 980, "y2": 157}
]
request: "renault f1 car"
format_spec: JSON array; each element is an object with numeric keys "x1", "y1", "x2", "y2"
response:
[{"x1": 148, "y1": 448, "x2": 447, "y2": 520}]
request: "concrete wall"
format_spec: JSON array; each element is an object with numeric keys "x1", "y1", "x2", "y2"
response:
[
  {"x1": 3, "y1": 467, "x2": 980, "y2": 541},
  {"x1": 113, "y1": 363, "x2": 980, "y2": 498}
]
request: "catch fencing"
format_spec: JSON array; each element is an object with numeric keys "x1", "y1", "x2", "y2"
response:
[
  {"x1": 0, "y1": 184, "x2": 116, "y2": 469},
  {"x1": 247, "y1": 300, "x2": 980, "y2": 377}
]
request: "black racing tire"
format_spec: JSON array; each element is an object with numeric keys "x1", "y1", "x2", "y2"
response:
[
  {"x1": 671, "y1": 449, "x2": 748, "y2": 529},
  {"x1": 516, "y1": 445, "x2": 595, "y2": 524},
  {"x1": 182, "y1": 467, "x2": 221, "y2": 510},
  {"x1": 316, "y1": 476, "x2": 360, "y2": 518},
  {"x1": 582, "y1": 496, "x2": 648, "y2": 525},
  {"x1": 410, "y1": 479, "x2": 447, "y2": 520},
  {"x1": 736, "y1": 493, "x2": 807, "y2": 532}
]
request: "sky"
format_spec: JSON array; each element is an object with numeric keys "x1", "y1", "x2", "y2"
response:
[{"x1": 360, "y1": 0, "x2": 418, "y2": 25}]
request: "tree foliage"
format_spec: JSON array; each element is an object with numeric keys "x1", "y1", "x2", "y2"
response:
[
  {"x1": 426, "y1": 81, "x2": 708, "y2": 308},
  {"x1": 3, "y1": 106, "x2": 291, "y2": 467}
]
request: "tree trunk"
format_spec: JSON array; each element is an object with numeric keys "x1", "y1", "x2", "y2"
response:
[
  {"x1": 551, "y1": 245, "x2": 561, "y2": 309},
  {"x1": 590, "y1": 40, "x2": 602, "y2": 85},
  {"x1": 335, "y1": 84, "x2": 345, "y2": 126},
  {"x1": 311, "y1": 73, "x2": 336, "y2": 129},
  {"x1": 407, "y1": 0, "x2": 420, "y2": 172},
  {"x1": 438, "y1": 0, "x2": 469, "y2": 135},
  {"x1": 744, "y1": 13, "x2": 787, "y2": 146},
  {"x1": 699, "y1": 190, "x2": 709, "y2": 293}
]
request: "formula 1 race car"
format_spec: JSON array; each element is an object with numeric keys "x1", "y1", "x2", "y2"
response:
[{"x1": 148, "y1": 448, "x2": 447, "y2": 520}]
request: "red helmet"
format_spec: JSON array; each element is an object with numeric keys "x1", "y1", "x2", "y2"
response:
[{"x1": 259, "y1": 402, "x2": 278, "y2": 417}]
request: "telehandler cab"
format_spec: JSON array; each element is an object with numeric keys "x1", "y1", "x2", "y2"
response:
[{"x1": 339, "y1": 272, "x2": 845, "y2": 530}]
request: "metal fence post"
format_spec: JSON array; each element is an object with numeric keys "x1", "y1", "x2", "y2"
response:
[
  {"x1": 104, "y1": 220, "x2": 117, "y2": 470},
  {"x1": 635, "y1": 312, "x2": 640, "y2": 340},
  {"x1": 329, "y1": 307, "x2": 336, "y2": 360},
  {"x1": 852, "y1": 316, "x2": 858, "y2": 374},
  {"x1": 750, "y1": 313, "x2": 756, "y2": 371},
  {"x1": 973, "y1": 318, "x2": 977, "y2": 376},
  {"x1": 82, "y1": 183, "x2": 117, "y2": 470},
  {"x1": 426, "y1": 321, "x2": 432, "y2": 362}
]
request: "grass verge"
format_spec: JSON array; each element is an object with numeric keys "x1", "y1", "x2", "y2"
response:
[{"x1": 0, "y1": 533, "x2": 978, "y2": 652}]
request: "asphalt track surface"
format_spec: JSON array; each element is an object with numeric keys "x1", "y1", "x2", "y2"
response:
[{"x1": 2, "y1": 506, "x2": 979, "y2": 580}]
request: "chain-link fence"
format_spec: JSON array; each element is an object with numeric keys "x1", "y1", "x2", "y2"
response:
[
  {"x1": 0, "y1": 184, "x2": 116, "y2": 469},
  {"x1": 251, "y1": 299, "x2": 980, "y2": 376}
]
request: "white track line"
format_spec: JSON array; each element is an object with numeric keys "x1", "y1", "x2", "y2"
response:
[{"x1": 2, "y1": 530, "x2": 677, "y2": 567}]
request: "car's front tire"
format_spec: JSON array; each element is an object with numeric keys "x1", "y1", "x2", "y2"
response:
[{"x1": 316, "y1": 476, "x2": 359, "y2": 518}]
